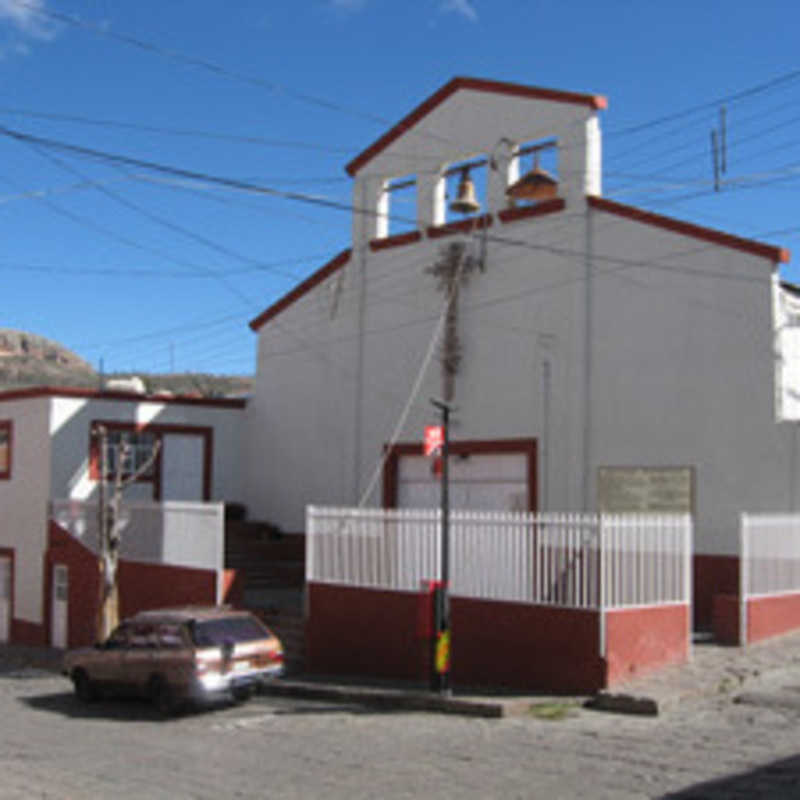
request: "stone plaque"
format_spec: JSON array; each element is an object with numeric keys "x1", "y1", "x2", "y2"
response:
[{"x1": 597, "y1": 467, "x2": 693, "y2": 513}]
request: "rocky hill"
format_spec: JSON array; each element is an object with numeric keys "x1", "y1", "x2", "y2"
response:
[{"x1": 0, "y1": 328, "x2": 253, "y2": 397}]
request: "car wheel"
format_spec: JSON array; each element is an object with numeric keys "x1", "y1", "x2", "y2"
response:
[
  {"x1": 231, "y1": 685, "x2": 252, "y2": 704},
  {"x1": 148, "y1": 675, "x2": 176, "y2": 717},
  {"x1": 72, "y1": 669, "x2": 97, "y2": 703}
]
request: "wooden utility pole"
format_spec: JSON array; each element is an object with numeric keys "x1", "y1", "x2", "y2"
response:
[{"x1": 94, "y1": 424, "x2": 160, "y2": 641}]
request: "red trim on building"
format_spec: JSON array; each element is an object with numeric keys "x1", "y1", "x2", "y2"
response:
[
  {"x1": 11, "y1": 619, "x2": 46, "y2": 646},
  {"x1": 383, "y1": 438, "x2": 538, "y2": 511},
  {"x1": 588, "y1": 195, "x2": 790, "y2": 264},
  {"x1": 426, "y1": 214, "x2": 492, "y2": 239},
  {"x1": 694, "y1": 553, "x2": 739, "y2": 631},
  {"x1": 346, "y1": 77, "x2": 607, "y2": 177},
  {"x1": 88, "y1": 420, "x2": 214, "y2": 501},
  {"x1": 497, "y1": 197, "x2": 565, "y2": 224},
  {"x1": 0, "y1": 386, "x2": 245, "y2": 408},
  {"x1": 249, "y1": 248, "x2": 352, "y2": 332},
  {"x1": 0, "y1": 547, "x2": 14, "y2": 639},
  {"x1": 0, "y1": 419, "x2": 11, "y2": 480},
  {"x1": 369, "y1": 230, "x2": 422, "y2": 251}
]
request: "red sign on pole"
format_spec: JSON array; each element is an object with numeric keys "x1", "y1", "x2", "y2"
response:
[{"x1": 424, "y1": 425, "x2": 444, "y2": 457}]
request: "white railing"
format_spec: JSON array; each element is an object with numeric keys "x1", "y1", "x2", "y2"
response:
[
  {"x1": 741, "y1": 513, "x2": 800, "y2": 597},
  {"x1": 50, "y1": 499, "x2": 225, "y2": 577},
  {"x1": 307, "y1": 507, "x2": 692, "y2": 610}
]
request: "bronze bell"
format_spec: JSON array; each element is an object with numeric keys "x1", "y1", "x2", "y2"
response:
[
  {"x1": 449, "y1": 168, "x2": 481, "y2": 215},
  {"x1": 506, "y1": 154, "x2": 558, "y2": 202}
]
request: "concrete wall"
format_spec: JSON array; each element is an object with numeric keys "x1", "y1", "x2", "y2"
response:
[
  {"x1": 588, "y1": 210, "x2": 791, "y2": 557},
  {"x1": 0, "y1": 397, "x2": 51, "y2": 629}
]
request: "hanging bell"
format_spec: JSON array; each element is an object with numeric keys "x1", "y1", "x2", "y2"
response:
[
  {"x1": 506, "y1": 163, "x2": 558, "y2": 202},
  {"x1": 449, "y1": 168, "x2": 481, "y2": 215}
]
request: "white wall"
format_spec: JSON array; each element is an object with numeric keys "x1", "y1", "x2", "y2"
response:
[
  {"x1": 0, "y1": 397, "x2": 51, "y2": 624},
  {"x1": 588, "y1": 210, "x2": 790, "y2": 555},
  {"x1": 49, "y1": 396, "x2": 245, "y2": 504},
  {"x1": 243, "y1": 83, "x2": 791, "y2": 559}
]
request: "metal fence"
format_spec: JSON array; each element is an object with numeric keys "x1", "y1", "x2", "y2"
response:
[
  {"x1": 741, "y1": 514, "x2": 800, "y2": 599},
  {"x1": 307, "y1": 506, "x2": 692, "y2": 610}
]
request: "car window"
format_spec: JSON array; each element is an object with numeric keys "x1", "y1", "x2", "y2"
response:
[
  {"x1": 191, "y1": 615, "x2": 269, "y2": 647},
  {"x1": 129, "y1": 623, "x2": 157, "y2": 649},
  {"x1": 157, "y1": 623, "x2": 185, "y2": 649}
]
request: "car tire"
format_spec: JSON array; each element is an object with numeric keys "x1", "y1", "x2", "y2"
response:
[
  {"x1": 231, "y1": 685, "x2": 253, "y2": 704},
  {"x1": 72, "y1": 669, "x2": 97, "y2": 703},
  {"x1": 148, "y1": 675, "x2": 176, "y2": 717}
]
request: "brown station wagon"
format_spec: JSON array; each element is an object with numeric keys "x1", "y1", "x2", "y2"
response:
[{"x1": 62, "y1": 606, "x2": 284, "y2": 714}]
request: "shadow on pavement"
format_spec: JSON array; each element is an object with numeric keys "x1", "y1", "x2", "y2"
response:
[
  {"x1": 20, "y1": 690, "x2": 396, "y2": 721},
  {"x1": 661, "y1": 753, "x2": 800, "y2": 799}
]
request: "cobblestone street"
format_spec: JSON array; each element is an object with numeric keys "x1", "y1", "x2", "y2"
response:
[{"x1": 4, "y1": 659, "x2": 800, "y2": 799}]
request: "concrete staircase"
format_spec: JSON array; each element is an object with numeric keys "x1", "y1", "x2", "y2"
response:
[{"x1": 225, "y1": 519, "x2": 306, "y2": 673}]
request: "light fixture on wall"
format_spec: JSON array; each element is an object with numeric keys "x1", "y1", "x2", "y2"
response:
[{"x1": 449, "y1": 167, "x2": 481, "y2": 215}]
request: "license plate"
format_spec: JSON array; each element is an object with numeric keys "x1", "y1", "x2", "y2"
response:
[{"x1": 233, "y1": 660, "x2": 251, "y2": 672}]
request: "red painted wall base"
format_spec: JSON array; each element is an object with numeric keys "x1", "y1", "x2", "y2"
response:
[
  {"x1": 45, "y1": 521, "x2": 218, "y2": 648},
  {"x1": 747, "y1": 593, "x2": 800, "y2": 644},
  {"x1": 605, "y1": 605, "x2": 690, "y2": 685}
]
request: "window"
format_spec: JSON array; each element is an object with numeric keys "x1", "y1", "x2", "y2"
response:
[
  {"x1": 0, "y1": 421, "x2": 11, "y2": 480},
  {"x1": 105, "y1": 429, "x2": 157, "y2": 479},
  {"x1": 90, "y1": 425, "x2": 158, "y2": 483}
]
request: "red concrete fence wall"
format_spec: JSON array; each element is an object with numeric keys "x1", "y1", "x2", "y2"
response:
[
  {"x1": 46, "y1": 521, "x2": 220, "y2": 648},
  {"x1": 605, "y1": 604, "x2": 690, "y2": 685},
  {"x1": 746, "y1": 593, "x2": 800, "y2": 644},
  {"x1": 307, "y1": 582, "x2": 607, "y2": 693}
]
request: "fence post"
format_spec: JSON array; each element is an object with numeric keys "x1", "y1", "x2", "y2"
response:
[
  {"x1": 684, "y1": 514, "x2": 693, "y2": 662},
  {"x1": 740, "y1": 513, "x2": 748, "y2": 647},
  {"x1": 598, "y1": 515, "x2": 606, "y2": 664}
]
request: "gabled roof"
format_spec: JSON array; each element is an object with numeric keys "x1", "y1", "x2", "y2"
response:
[
  {"x1": 588, "y1": 196, "x2": 790, "y2": 264},
  {"x1": 345, "y1": 76, "x2": 608, "y2": 177},
  {"x1": 0, "y1": 386, "x2": 246, "y2": 408},
  {"x1": 249, "y1": 249, "x2": 351, "y2": 332}
]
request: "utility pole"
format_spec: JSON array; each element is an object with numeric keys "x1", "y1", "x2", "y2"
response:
[
  {"x1": 430, "y1": 398, "x2": 453, "y2": 694},
  {"x1": 94, "y1": 424, "x2": 160, "y2": 641}
]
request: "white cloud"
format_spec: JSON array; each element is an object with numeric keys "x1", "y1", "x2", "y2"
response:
[
  {"x1": 0, "y1": 0, "x2": 54, "y2": 39},
  {"x1": 440, "y1": 0, "x2": 478, "y2": 22}
]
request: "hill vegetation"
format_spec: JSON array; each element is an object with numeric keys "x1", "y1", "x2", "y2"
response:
[{"x1": 0, "y1": 328, "x2": 253, "y2": 397}]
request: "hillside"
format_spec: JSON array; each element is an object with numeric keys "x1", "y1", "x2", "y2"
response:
[{"x1": 0, "y1": 328, "x2": 253, "y2": 397}]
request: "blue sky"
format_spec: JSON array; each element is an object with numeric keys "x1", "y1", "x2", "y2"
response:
[{"x1": 1, "y1": 0, "x2": 799, "y2": 375}]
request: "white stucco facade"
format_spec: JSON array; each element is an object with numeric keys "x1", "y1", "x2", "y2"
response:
[
  {"x1": 242, "y1": 76, "x2": 793, "y2": 562},
  {"x1": 0, "y1": 388, "x2": 245, "y2": 630}
]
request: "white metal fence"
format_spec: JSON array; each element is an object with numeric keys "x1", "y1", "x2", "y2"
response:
[
  {"x1": 740, "y1": 514, "x2": 800, "y2": 600},
  {"x1": 307, "y1": 507, "x2": 692, "y2": 610}
]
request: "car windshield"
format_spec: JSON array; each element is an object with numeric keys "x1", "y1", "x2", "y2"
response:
[{"x1": 191, "y1": 616, "x2": 269, "y2": 647}]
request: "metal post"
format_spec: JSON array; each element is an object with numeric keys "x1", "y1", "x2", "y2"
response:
[{"x1": 430, "y1": 399, "x2": 452, "y2": 694}]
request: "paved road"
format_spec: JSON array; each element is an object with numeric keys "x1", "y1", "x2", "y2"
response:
[{"x1": 3, "y1": 666, "x2": 800, "y2": 799}]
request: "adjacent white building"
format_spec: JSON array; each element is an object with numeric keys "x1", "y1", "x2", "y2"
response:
[{"x1": 0, "y1": 386, "x2": 244, "y2": 645}]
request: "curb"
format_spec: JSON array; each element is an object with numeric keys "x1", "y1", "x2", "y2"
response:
[{"x1": 263, "y1": 680, "x2": 506, "y2": 718}]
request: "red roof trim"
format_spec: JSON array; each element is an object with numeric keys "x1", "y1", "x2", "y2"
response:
[
  {"x1": 345, "y1": 77, "x2": 607, "y2": 177},
  {"x1": 249, "y1": 248, "x2": 352, "y2": 332},
  {"x1": 0, "y1": 386, "x2": 246, "y2": 408},
  {"x1": 427, "y1": 214, "x2": 492, "y2": 239},
  {"x1": 588, "y1": 196, "x2": 790, "y2": 264},
  {"x1": 498, "y1": 197, "x2": 566, "y2": 224},
  {"x1": 369, "y1": 230, "x2": 422, "y2": 251}
]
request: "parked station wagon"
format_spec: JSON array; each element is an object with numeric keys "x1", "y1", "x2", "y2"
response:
[{"x1": 63, "y1": 606, "x2": 284, "y2": 714}]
